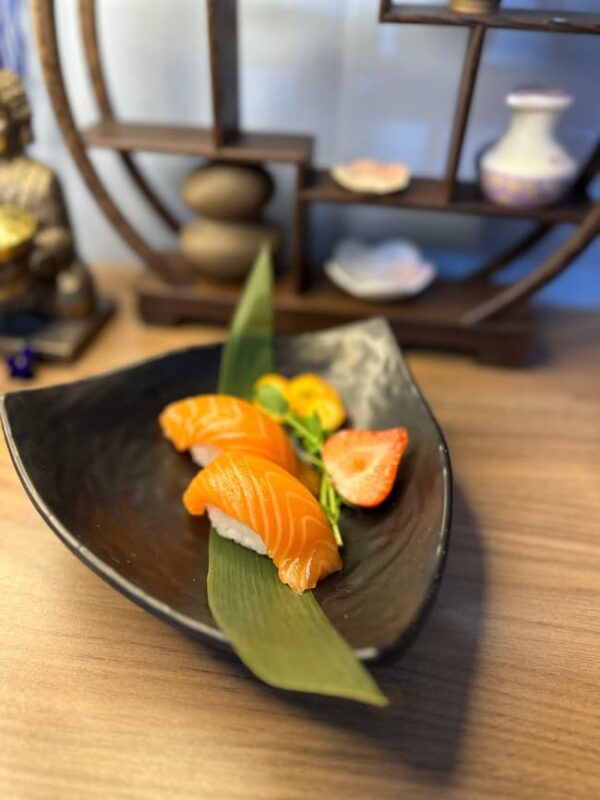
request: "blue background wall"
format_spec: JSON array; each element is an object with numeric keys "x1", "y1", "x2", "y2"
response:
[{"x1": 18, "y1": 0, "x2": 600, "y2": 307}]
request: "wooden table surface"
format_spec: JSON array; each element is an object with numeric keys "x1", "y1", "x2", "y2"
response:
[{"x1": 1, "y1": 266, "x2": 599, "y2": 800}]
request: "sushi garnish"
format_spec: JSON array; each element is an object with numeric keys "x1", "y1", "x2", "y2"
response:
[
  {"x1": 184, "y1": 451, "x2": 342, "y2": 594},
  {"x1": 322, "y1": 428, "x2": 409, "y2": 508},
  {"x1": 252, "y1": 379, "x2": 409, "y2": 543},
  {"x1": 252, "y1": 372, "x2": 346, "y2": 432},
  {"x1": 285, "y1": 373, "x2": 346, "y2": 432}
]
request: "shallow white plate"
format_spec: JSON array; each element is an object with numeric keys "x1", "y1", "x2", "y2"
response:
[{"x1": 325, "y1": 239, "x2": 436, "y2": 301}]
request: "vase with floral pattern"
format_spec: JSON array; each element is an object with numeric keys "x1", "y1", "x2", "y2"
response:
[{"x1": 480, "y1": 87, "x2": 577, "y2": 208}]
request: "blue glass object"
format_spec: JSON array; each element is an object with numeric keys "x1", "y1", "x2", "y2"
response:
[{"x1": 6, "y1": 345, "x2": 35, "y2": 379}]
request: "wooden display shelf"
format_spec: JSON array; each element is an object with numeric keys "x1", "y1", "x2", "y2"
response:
[
  {"x1": 380, "y1": 3, "x2": 600, "y2": 34},
  {"x1": 300, "y1": 169, "x2": 591, "y2": 223},
  {"x1": 33, "y1": 0, "x2": 600, "y2": 366},
  {"x1": 82, "y1": 120, "x2": 313, "y2": 164},
  {"x1": 138, "y1": 268, "x2": 532, "y2": 366}
]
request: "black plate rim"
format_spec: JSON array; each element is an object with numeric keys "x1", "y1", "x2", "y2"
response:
[{"x1": 1, "y1": 318, "x2": 452, "y2": 662}]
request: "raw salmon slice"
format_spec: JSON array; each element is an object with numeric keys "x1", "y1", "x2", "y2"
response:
[
  {"x1": 159, "y1": 394, "x2": 301, "y2": 478},
  {"x1": 184, "y1": 451, "x2": 342, "y2": 594}
]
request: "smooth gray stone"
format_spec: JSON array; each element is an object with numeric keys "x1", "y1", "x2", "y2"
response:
[
  {"x1": 182, "y1": 163, "x2": 273, "y2": 220},
  {"x1": 179, "y1": 218, "x2": 281, "y2": 280}
]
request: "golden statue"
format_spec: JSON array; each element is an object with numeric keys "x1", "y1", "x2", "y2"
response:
[{"x1": 0, "y1": 69, "x2": 95, "y2": 318}]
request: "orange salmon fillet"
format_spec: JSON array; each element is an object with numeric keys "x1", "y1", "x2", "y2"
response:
[
  {"x1": 184, "y1": 451, "x2": 342, "y2": 594},
  {"x1": 159, "y1": 394, "x2": 301, "y2": 478}
]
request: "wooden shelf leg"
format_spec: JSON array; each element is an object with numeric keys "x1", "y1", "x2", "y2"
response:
[
  {"x1": 32, "y1": 0, "x2": 188, "y2": 284},
  {"x1": 468, "y1": 223, "x2": 553, "y2": 281},
  {"x1": 78, "y1": 0, "x2": 180, "y2": 232},
  {"x1": 475, "y1": 335, "x2": 532, "y2": 368},
  {"x1": 207, "y1": 0, "x2": 240, "y2": 147},
  {"x1": 462, "y1": 204, "x2": 600, "y2": 325},
  {"x1": 289, "y1": 163, "x2": 309, "y2": 293},
  {"x1": 378, "y1": 0, "x2": 391, "y2": 22},
  {"x1": 443, "y1": 24, "x2": 486, "y2": 203}
]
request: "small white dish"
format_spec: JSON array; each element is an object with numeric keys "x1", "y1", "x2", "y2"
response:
[
  {"x1": 325, "y1": 239, "x2": 436, "y2": 302},
  {"x1": 330, "y1": 159, "x2": 411, "y2": 195}
]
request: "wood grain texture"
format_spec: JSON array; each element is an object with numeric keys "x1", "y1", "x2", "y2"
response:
[{"x1": 1, "y1": 265, "x2": 599, "y2": 800}]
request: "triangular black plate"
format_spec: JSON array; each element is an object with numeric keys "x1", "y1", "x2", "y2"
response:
[{"x1": 1, "y1": 319, "x2": 451, "y2": 660}]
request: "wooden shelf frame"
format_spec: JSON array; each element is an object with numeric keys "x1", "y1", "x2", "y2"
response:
[
  {"x1": 79, "y1": 0, "x2": 179, "y2": 232},
  {"x1": 300, "y1": 169, "x2": 591, "y2": 224},
  {"x1": 80, "y1": 124, "x2": 593, "y2": 224},
  {"x1": 82, "y1": 120, "x2": 313, "y2": 164},
  {"x1": 379, "y1": 1, "x2": 600, "y2": 34},
  {"x1": 138, "y1": 268, "x2": 533, "y2": 365},
  {"x1": 32, "y1": 0, "x2": 600, "y2": 364}
]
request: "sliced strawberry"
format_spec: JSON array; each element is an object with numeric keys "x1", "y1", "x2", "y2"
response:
[{"x1": 322, "y1": 428, "x2": 409, "y2": 508}]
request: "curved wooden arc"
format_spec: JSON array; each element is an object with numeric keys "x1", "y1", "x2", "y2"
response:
[
  {"x1": 78, "y1": 0, "x2": 179, "y2": 232},
  {"x1": 469, "y1": 223, "x2": 552, "y2": 281},
  {"x1": 462, "y1": 204, "x2": 600, "y2": 325},
  {"x1": 32, "y1": 0, "x2": 189, "y2": 284},
  {"x1": 470, "y1": 134, "x2": 600, "y2": 282},
  {"x1": 573, "y1": 138, "x2": 600, "y2": 195}
]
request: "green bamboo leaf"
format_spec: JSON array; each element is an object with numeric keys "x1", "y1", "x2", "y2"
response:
[
  {"x1": 208, "y1": 244, "x2": 387, "y2": 706},
  {"x1": 218, "y1": 244, "x2": 274, "y2": 398},
  {"x1": 208, "y1": 536, "x2": 386, "y2": 704}
]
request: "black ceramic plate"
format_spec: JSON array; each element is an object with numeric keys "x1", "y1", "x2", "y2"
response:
[{"x1": 1, "y1": 319, "x2": 451, "y2": 660}]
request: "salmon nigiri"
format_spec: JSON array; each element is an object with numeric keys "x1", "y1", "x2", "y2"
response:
[
  {"x1": 159, "y1": 394, "x2": 302, "y2": 478},
  {"x1": 184, "y1": 451, "x2": 342, "y2": 594}
]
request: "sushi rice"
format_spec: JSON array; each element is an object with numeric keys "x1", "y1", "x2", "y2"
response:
[{"x1": 206, "y1": 504, "x2": 267, "y2": 555}]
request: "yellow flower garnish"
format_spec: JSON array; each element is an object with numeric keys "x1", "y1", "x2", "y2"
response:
[
  {"x1": 305, "y1": 396, "x2": 345, "y2": 432},
  {"x1": 286, "y1": 373, "x2": 345, "y2": 432}
]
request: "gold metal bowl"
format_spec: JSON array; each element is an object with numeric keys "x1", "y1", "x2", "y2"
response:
[{"x1": 0, "y1": 205, "x2": 37, "y2": 261}]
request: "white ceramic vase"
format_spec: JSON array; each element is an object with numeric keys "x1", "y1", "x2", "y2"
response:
[{"x1": 480, "y1": 87, "x2": 577, "y2": 208}]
